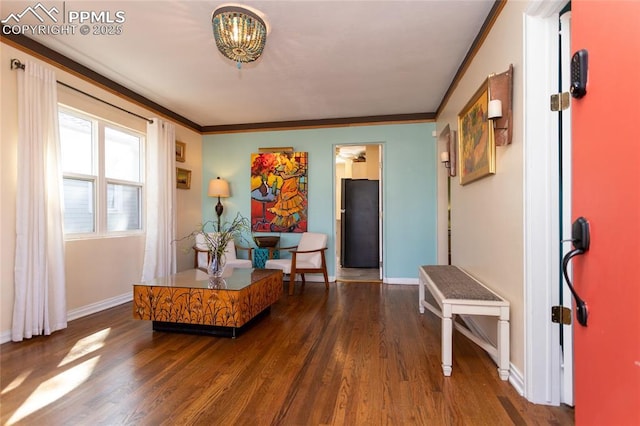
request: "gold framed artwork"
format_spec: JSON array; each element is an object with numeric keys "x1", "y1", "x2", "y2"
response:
[
  {"x1": 258, "y1": 147, "x2": 294, "y2": 153},
  {"x1": 176, "y1": 167, "x2": 191, "y2": 189},
  {"x1": 176, "y1": 141, "x2": 186, "y2": 162},
  {"x1": 458, "y1": 78, "x2": 495, "y2": 185}
]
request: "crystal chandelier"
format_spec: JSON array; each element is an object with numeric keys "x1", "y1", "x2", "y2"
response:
[{"x1": 211, "y1": 5, "x2": 267, "y2": 69}]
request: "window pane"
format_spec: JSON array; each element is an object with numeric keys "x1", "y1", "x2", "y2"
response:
[
  {"x1": 63, "y1": 178, "x2": 95, "y2": 233},
  {"x1": 107, "y1": 183, "x2": 141, "y2": 231},
  {"x1": 59, "y1": 111, "x2": 93, "y2": 175},
  {"x1": 105, "y1": 127, "x2": 141, "y2": 182}
]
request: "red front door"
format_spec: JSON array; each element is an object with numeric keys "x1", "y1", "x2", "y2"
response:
[{"x1": 571, "y1": 1, "x2": 640, "y2": 425}]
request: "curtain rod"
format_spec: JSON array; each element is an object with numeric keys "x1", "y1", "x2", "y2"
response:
[{"x1": 10, "y1": 58, "x2": 154, "y2": 124}]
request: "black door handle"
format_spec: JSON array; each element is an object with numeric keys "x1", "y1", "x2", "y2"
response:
[{"x1": 561, "y1": 217, "x2": 590, "y2": 326}]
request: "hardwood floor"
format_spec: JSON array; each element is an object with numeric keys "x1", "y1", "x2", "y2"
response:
[{"x1": 1, "y1": 282, "x2": 574, "y2": 425}]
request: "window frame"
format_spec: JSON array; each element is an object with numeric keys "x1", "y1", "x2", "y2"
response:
[{"x1": 59, "y1": 106, "x2": 145, "y2": 239}]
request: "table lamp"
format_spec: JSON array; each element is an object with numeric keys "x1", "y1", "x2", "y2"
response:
[{"x1": 208, "y1": 177, "x2": 230, "y2": 231}]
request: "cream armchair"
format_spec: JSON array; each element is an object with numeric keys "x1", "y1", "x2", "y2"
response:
[
  {"x1": 193, "y1": 233, "x2": 253, "y2": 270},
  {"x1": 265, "y1": 232, "x2": 329, "y2": 295}
]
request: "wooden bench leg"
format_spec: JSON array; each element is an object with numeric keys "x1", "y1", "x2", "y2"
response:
[
  {"x1": 418, "y1": 278, "x2": 425, "y2": 313},
  {"x1": 497, "y1": 315, "x2": 510, "y2": 380},
  {"x1": 442, "y1": 306, "x2": 453, "y2": 376}
]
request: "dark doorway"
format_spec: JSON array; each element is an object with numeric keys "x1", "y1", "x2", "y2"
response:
[{"x1": 335, "y1": 144, "x2": 382, "y2": 282}]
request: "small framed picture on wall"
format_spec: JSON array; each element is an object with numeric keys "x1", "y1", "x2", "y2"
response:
[
  {"x1": 176, "y1": 167, "x2": 191, "y2": 189},
  {"x1": 176, "y1": 141, "x2": 186, "y2": 163}
]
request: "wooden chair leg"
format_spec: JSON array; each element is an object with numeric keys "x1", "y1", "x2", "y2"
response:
[
  {"x1": 289, "y1": 253, "x2": 297, "y2": 296},
  {"x1": 321, "y1": 253, "x2": 329, "y2": 289},
  {"x1": 288, "y1": 271, "x2": 296, "y2": 295}
]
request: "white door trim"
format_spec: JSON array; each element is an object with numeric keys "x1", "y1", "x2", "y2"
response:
[
  {"x1": 559, "y1": 9, "x2": 574, "y2": 406},
  {"x1": 333, "y1": 143, "x2": 383, "y2": 281},
  {"x1": 523, "y1": 0, "x2": 569, "y2": 406}
]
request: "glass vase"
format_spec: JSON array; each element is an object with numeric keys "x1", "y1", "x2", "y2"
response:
[{"x1": 207, "y1": 252, "x2": 226, "y2": 278}]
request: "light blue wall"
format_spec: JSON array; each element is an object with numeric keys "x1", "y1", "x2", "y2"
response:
[{"x1": 202, "y1": 122, "x2": 437, "y2": 281}]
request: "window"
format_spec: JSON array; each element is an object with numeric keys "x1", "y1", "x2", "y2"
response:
[{"x1": 59, "y1": 108, "x2": 144, "y2": 236}]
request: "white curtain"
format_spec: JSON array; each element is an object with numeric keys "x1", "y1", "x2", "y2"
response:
[
  {"x1": 12, "y1": 61, "x2": 67, "y2": 341},
  {"x1": 141, "y1": 119, "x2": 177, "y2": 281}
]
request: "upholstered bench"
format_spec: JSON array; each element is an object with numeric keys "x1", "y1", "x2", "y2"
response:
[{"x1": 418, "y1": 265, "x2": 510, "y2": 381}]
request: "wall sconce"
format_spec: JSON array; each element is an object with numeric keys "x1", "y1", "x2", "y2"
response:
[
  {"x1": 438, "y1": 124, "x2": 456, "y2": 177},
  {"x1": 208, "y1": 177, "x2": 230, "y2": 231},
  {"x1": 441, "y1": 151, "x2": 451, "y2": 169},
  {"x1": 488, "y1": 64, "x2": 513, "y2": 146}
]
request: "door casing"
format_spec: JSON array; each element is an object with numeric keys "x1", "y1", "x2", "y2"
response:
[{"x1": 523, "y1": 0, "x2": 571, "y2": 405}]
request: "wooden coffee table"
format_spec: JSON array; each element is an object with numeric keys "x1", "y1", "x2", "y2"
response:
[{"x1": 133, "y1": 268, "x2": 283, "y2": 337}]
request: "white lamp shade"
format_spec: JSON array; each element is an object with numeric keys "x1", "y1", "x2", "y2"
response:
[
  {"x1": 440, "y1": 151, "x2": 450, "y2": 162},
  {"x1": 488, "y1": 99, "x2": 503, "y2": 119},
  {"x1": 208, "y1": 178, "x2": 230, "y2": 197}
]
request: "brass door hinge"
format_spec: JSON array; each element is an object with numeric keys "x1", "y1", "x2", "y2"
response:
[
  {"x1": 551, "y1": 306, "x2": 572, "y2": 324},
  {"x1": 550, "y1": 92, "x2": 570, "y2": 111}
]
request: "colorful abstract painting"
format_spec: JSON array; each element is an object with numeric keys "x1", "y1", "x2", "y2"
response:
[{"x1": 250, "y1": 152, "x2": 308, "y2": 233}]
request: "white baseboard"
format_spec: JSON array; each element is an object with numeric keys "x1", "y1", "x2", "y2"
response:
[
  {"x1": 383, "y1": 278, "x2": 419, "y2": 285},
  {"x1": 67, "y1": 292, "x2": 132, "y2": 321},
  {"x1": 0, "y1": 292, "x2": 132, "y2": 344},
  {"x1": 509, "y1": 364, "x2": 525, "y2": 396}
]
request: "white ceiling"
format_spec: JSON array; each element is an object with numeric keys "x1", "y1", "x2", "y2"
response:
[{"x1": 1, "y1": 1, "x2": 496, "y2": 129}]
